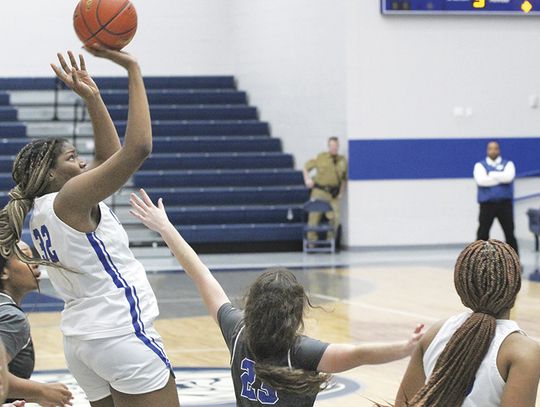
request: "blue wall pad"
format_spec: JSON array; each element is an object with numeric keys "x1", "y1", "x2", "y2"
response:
[{"x1": 349, "y1": 137, "x2": 540, "y2": 180}]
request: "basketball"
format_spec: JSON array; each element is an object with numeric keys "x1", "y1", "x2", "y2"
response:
[{"x1": 73, "y1": 0, "x2": 137, "y2": 50}]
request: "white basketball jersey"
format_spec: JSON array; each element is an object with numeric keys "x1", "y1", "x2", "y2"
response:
[
  {"x1": 30, "y1": 192, "x2": 159, "y2": 340},
  {"x1": 423, "y1": 312, "x2": 523, "y2": 407}
]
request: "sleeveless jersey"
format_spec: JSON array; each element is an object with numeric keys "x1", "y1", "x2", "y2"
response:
[
  {"x1": 423, "y1": 312, "x2": 523, "y2": 407},
  {"x1": 30, "y1": 192, "x2": 159, "y2": 340}
]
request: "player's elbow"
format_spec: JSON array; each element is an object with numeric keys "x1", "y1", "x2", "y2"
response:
[
  {"x1": 129, "y1": 141, "x2": 153, "y2": 160},
  {"x1": 122, "y1": 142, "x2": 152, "y2": 167}
]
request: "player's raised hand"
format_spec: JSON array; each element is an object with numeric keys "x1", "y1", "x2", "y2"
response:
[
  {"x1": 84, "y1": 43, "x2": 138, "y2": 70},
  {"x1": 51, "y1": 51, "x2": 99, "y2": 100},
  {"x1": 130, "y1": 189, "x2": 171, "y2": 234}
]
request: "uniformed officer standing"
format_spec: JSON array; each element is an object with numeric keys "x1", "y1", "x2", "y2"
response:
[{"x1": 303, "y1": 137, "x2": 347, "y2": 241}]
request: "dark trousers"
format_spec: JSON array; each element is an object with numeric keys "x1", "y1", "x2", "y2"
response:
[{"x1": 477, "y1": 199, "x2": 519, "y2": 255}]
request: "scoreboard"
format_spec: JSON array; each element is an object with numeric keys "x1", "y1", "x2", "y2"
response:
[{"x1": 382, "y1": 0, "x2": 540, "y2": 15}]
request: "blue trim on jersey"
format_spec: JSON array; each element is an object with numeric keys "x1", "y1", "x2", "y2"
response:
[
  {"x1": 86, "y1": 232, "x2": 171, "y2": 369},
  {"x1": 108, "y1": 208, "x2": 122, "y2": 225}
]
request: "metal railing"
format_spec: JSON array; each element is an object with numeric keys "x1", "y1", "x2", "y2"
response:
[
  {"x1": 52, "y1": 77, "x2": 64, "y2": 121},
  {"x1": 514, "y1": 168, "x2": 540, "y2": 203}
]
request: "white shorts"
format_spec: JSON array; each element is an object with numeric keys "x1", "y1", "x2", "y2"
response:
[{"x1": 64, "y1": 325, "x2": 172, "y2": 402}]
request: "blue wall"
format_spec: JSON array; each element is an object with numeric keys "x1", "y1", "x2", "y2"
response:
[{"x1": 348, "y1": 137, "x2": 540, "y2": 180}]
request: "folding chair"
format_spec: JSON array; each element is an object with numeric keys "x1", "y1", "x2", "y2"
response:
[
  {"x1": 302, "y1": 199, "x2": 335, "y2": 253},
  {"x1": 527, "y1": 208, "x2": 540, "y2": 252},
  {"x1": 527, "y1": 208, "x2": 540, "y2": 282}
]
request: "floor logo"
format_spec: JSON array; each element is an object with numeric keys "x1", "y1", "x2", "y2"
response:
[{"x1": 30, "y1": 367, "x2": 361, "y2": 406}]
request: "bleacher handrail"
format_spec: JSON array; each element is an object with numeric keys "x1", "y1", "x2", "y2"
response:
[
  {"x1": 514, "y1": 168, "x2": 540, "y2": 202},
  {"x1": 516, "y1": 168, "x2": 540, "y2": 178},
  {"x1": 52, "y1": 77, "x2": 65, "y2": 121},
  {"x1": 72, "y1": 98, "x2": 81, "y2": 149},
  {"x1": 515, "y1": 192, "x2": 540, "y2": 203}
]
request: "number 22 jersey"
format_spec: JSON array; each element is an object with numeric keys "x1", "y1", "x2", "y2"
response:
[{"x1": 30, "y1": 192, "x2": 159, "y2": 340}]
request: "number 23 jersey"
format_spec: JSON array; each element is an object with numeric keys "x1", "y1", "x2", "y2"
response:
[
  {"x1": 30, "y1": 192, "x2": 159, "y2": 340},
  {"x1": 218, "y1": 303, "x2": 329, "y2": 407}
]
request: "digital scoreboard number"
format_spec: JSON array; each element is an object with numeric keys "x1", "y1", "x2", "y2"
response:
[{"x1": 382, "y1": 0, "x2": 540, "y2": 15}]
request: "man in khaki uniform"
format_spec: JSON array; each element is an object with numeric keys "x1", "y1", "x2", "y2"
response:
[{"x1": 303, "y1": 137, "x2": 347, "y2": 241}]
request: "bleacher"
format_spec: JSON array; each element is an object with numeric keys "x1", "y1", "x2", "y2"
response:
[{"x1": 0, "y1": 77, "x2": 308, "y2": 251}]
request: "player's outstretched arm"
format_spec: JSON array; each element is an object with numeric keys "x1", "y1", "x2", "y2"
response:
[
  {"x1": 53, "y1": 48, "x2": 152, "y2": 221},
  {"x1": 317, "y1": 324, "x2": 424, "y2": 374},
  {"x1": 129, "y1": 189, "x2": 230, "y2": 323},
  {"x1": 500, "y1": 334, "x2": 540, "y2": 407}
]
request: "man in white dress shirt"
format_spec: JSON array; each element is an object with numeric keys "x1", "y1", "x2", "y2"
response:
[{"x1": 473, "y1": 141, "x2": 518, "y2": 255}]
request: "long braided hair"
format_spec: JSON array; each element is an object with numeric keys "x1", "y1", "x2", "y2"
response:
[
  {"x1": 243, "y1": 267, "x2": 331, "y2": 395},
  {"x1": 0, "y1": 138, "x2": 67, "y2": 269},
  {"x1": 409, "y1": 239, "x2": 521, "y2": 406}
]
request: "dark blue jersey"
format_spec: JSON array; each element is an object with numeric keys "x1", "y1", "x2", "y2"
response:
[
  {"x1": 0, "y1": 294, "x2": 35, "y2": 380},
  {"x1": 218, "y1": 303, "x2": 329, "y2": 407}
]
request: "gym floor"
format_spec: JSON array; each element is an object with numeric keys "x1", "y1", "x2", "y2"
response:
[{"x1": 25, "y1": 246, "x2": 540, "y2": 406}]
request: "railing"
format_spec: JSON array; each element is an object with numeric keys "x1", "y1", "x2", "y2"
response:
[
  {"x1": 516, "y1": 168, "x2": 540, "y2": 178},
  {"x1": 514, "y1": 168, "x2": 540, "y2": 203},
  {"x1": 52, "y1": 77, "x2": 65, "y2": 122},
  {"x1": 514, "y1": 192, "x2": 540, "y2": 203}
]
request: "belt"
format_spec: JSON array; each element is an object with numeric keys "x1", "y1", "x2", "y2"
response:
[{"x1": 314, "y1": 184, "x2": 339, "y2": 193}]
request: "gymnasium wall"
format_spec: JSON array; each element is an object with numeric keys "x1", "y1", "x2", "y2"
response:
[
  {"x1": 0, "y1": 1, "x2": 233, "y2": 76},
  {"x1": 0, "y1": 0, "x2": 350, "y2": 242},
  {"x1": 346, "y1": 0, "x2": 540, "y2": 246},
  {"x1": 0, "y1": 1, "x2": 346, "y2": 168},
  {"x1": 1, "y1": 1, "x2": 539, "y2": 247}
]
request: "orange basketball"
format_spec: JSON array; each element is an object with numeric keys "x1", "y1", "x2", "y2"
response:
[{"x1": 73, "y1": 0, "x2": 138, "y2": 50}]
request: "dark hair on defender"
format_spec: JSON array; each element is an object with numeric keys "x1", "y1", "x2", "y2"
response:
[{"x1": 243, "y1": 267, "x2": 331, "y2": 395}]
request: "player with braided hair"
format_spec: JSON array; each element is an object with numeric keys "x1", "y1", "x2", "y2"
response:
[
  {"x1": 0, "y1": 47, "x2": 180, "y2": 407},
  {"x1": 396, "y1": 240, "x2": 540, "y2": 406}
]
